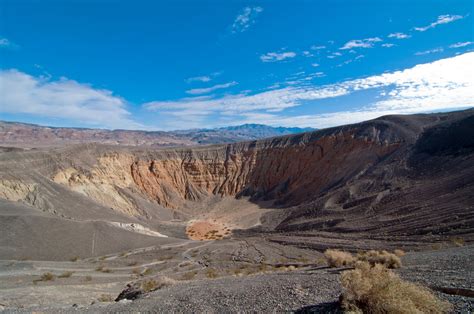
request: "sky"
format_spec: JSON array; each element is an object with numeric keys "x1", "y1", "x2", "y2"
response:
[{"x1": 0, "y1": 0, "x2": 473, "y2": 131}]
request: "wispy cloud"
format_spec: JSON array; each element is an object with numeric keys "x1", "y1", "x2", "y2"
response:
[
  {"x1": 414, "y1": 14, "x2": 464, "y2": 32},
  {"x1": 388, "y1": 32, "x2": 411, "y2": 39},
  {"x1": 382, "y1": 43, "x2": 395, "y2": 48},
  {"x1": 327, "y1": 52, "x2": 342, "y2": 59},
  {"x1": 0, "y1": 69, "x2": 143, "y2": 129},
  {"x1": 185, "y1": 81, "x2": 238, "y2": 95},
  {"x1": 302, "y1": 51, "x2": 314, "y2": 57},
  {"x1": 0, "y1": 37, "x2": 18, "y2": 49},
  {"x1": 232, "y1": 6, "x2": 263, "y2": 33},
  {"x1": 340, "y1": 37, "x2": 382, "y2": 50},
  {"x1": 144, "y1": 53, "x2": 474, "y2": 129},
  {"x1": 311, "y1": 63, "x2": 320, "y2": 67},
  {"x1": 260, "y1": 51, "x2": 296, "y2": 62},
  {"x1": 185, "y1": 72, "x2": 221, "y2": 83},
  {"x1": 415, "y1": 47, "x2": 444, "y2": 55},
  {"x1": 449, "y1": 41, "x2": 473, "y2": 48},
  {"x1": 186, "y1": 76, "x2": 211, "y2": 83},
  {"x1": 310, "y1": 45, "x2": 326, "y2": 50}
]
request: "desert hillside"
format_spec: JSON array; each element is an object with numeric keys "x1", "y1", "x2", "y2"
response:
[{"x1": 0, "y1": 109, "x2": 473, "y2": 311}]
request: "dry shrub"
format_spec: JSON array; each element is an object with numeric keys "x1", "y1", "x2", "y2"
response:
[
  {"x1": 324, "y1": 249, "x2": 355, "y2": 267},
  {"x1": 84, "y1": 275, "x2": 92, "y2": 282},
  {"x1": 142, "y1": 268, "x2": 153, "y2": 276},
  {"x1": 357, "y1": 250, "x2": 402, "y2": 269},
  {"x1": 205, "y1": 268, "x2": 218, "y2": 278},
  {"x1": 341, "y1": 262, "x2": 451, "y2": 313},
  {"x1": 393, "y1": 249, "x2": 405, "y2": 257},
  {"x1": 180, "y1": 270, "x2": 197, "y2": 281},
  {"x1": 40, "y1": 272, "x2": 55, "y2": 281},
  {"x1": 127, "y1": 261, "x2": 138, "y2": 266},
  {"x1": 70, "y1": 256, "x2": 79, "y2": 262},
  {"x1": 450, "y1": 237, "x2": 465, "y2": 247},
  {"x1": 97, "y1": 294, "x2": 114, "y2": 302},
  {"x1": 141, "y1": 277, "x2": 176, "y2": 293},
  {"x1": 58, "y1": 271, "x2": 74, "y2": 278}
]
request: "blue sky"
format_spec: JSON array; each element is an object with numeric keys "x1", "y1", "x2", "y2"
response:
[{"x1": 0, "y1": 0, "x2": 473, "y2": 130}]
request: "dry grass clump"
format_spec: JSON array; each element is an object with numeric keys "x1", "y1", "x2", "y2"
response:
[
  {"x1": 393, "y1": 249, "x2": 405, "y2": 257},
  {"x1": 180, "y1": 270, "x2": 198, "y2": 281},
  {"x1": 450, "y1": 237, "x2": 465, "y2": 247},
  {"x1": 141, "y1": 276, "x2": 176, "y2": 293},
  {"x1": 97, "y1": 294, "x2": 114, "y2": 302},
  {"x1": 83, "y1": 275, "x2": 92, "y2": 282},
  {"x1": 34, "y1": 272, "x2": 55, "y2": 283},
  {"x1": 58, "y1": 271, "x2": 74, "y2": 278},
  {"x1": 357, "y1": 250, "x2": 402, "y2": 269},
  {"x1": 205, "y1": 268, "x2": 218, "y2": 278},
  {"x1": 69, "y1": 256, "x2": 79, "y2": 262},
  {"x1": 341, "y1": 262, "x2": 451, "y2": 313},
  {"x1": 324, "y1": 249, "x2": 355, "y2": 267}
]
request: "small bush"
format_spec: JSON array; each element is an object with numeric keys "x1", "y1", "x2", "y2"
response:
[
  {"x1": 357, "y1": 250, "x2": 402, "y2": 269},
  {"x1": 324, "y1": 249, "x2": 355, "y2": 267},
  {"x1": 127, "y1": 261, "x2": 138, "y2": 266},
  {"x1": 95, "y1": 265, "x2": 104, "y2": 272},
  {"x1": 205, "y1": 268, "x2": 218, "y2": 279},
  {"x1": 450, "y1": 237, "x2": 465, "y2": 247},
  {"x1": 84, "y1": 275, "x2": 92, "y2": 282},
  {"x1": 394, "y1": 249, "x2": 405, "y2": 257},
  {"x1": 70, "y1": 256, "x2": 79, "y2": 262},
  {"x1": 141, "y1": 277, "x2": 175, "y2": 293},
  {"x1": 97, "y1": 294, "x2": 114, "y2": 302},
  {"x1": 58, "y1": 271, "x2": 74, "y2": 278},
  {"x1": 180, "y1": 270, "x2": 197, "y2": 281},
  {"x1": 143, "y1": 268, "x2": 153, "y2": 276},
  {"x1": 341, "y1": 262, "x2": 451, "y2": 313},
  {"x1": 33, "y1": 272, "x2": 55, "y2": 283},
  {"x1": 40, "y1": 272, "x2": 55, "y2": 281}
]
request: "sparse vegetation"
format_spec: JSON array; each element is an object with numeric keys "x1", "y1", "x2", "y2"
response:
[
  {"x1": 340, "y1": 262, "x2": 451, "y2": 313},
  {"x1": 33, "y1": 272, "x2": 55, "y2": 284},
  {"x1": 58, "y1": 271, "x2": 74, "y2": 278},
  {"x1": 127, "y1": 261, "x2": 138, "y2": 266},
  {"x1": 324, "y1": 249, "x2": 355, "y2": 267},
  {"x1": 97, "y1": 294, "x2": 114, "y2": 302},
  {"x1": 143, "y1": 267, "x2": 153, "y2": 276},
  {"x1": 96, "y1": 265, "x2": 113, "y2": 273},
  {"x1": 180, "y1": 270, "x2": 198, "y2": 280},
  {"x1": 205, "y1": 268, "x2": 218, "y2": 278},
  {"x1": 356, "y1": 250, "x2": 402, "y2": 269},
  {"x1": 84, "y1": 275, "x2": 92, "y2": 282},
  {"x1": 69, "y1": 256, "x2": 79, "y2": 262},
  {"x1": 450, "y1": 237, "x2": 465, "y2": 247},
  {"x1": 394, "y1": 249, "x2": 406, "y2": 257},
  {"x1": 141, "y1": 276, "x2": 176, "y2": 293}
]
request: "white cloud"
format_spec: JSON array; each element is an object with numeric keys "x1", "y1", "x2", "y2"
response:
[
  {"x1": 327, "y1": 52, "x2": 342, "y2": 59},
  {"x1": 144, "y1": 52, "x2": 474, "y2": 129},
  {"x1": 232, "y1": 6, "x2": 263, "y2": 33},
  {"x1": 415, "y1": 47, "x2": 443, "y2": 55},
  {"x1": 186, "y1": 76, "x2": 211, "y2": 83},
  {"x1": 260, "y1": 51, "x2": 296, "y2": 62},
  {"x1": 388, "y1": 32, "x2": 411, "y2": 39},
  {"x1": 302, "y1": 51, "x2": 314, "y2": 57},
  {"x1": 311, "y1": 63, "x2": 320, "y2": 67},
  {"x1": 0, "y1": 69, "x2": 143, "y2": 129},
  {"x1": 449, "y1": 41, "x2": 473, "y2": 48},
  {"x1": 310, "y1": 45, "x2": 326, "y2": 50},
  {"x1": 382, "y1": 43, "x2": 395, "y2": 48},
  {"x1": 185, "y1": 81, "x2": 238, "y2": 95},
  {"x1": 340, "y1": 37, "x2": 382, "y2": 50},
  {"x1": 414, "y1": 14, "x2": 464, "y2": 32},
  {"x1": 0, "y1": 37, "x2": 11, "y2": 47}
]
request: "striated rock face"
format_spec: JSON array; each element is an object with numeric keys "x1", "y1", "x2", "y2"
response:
[{"x1": 52, "y1": 123, "x2": 402, "y2": 212}]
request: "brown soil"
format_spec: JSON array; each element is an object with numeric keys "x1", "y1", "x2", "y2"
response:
[{"x1": 186, "y1": 220, "x2": 231, "y2": 240}]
